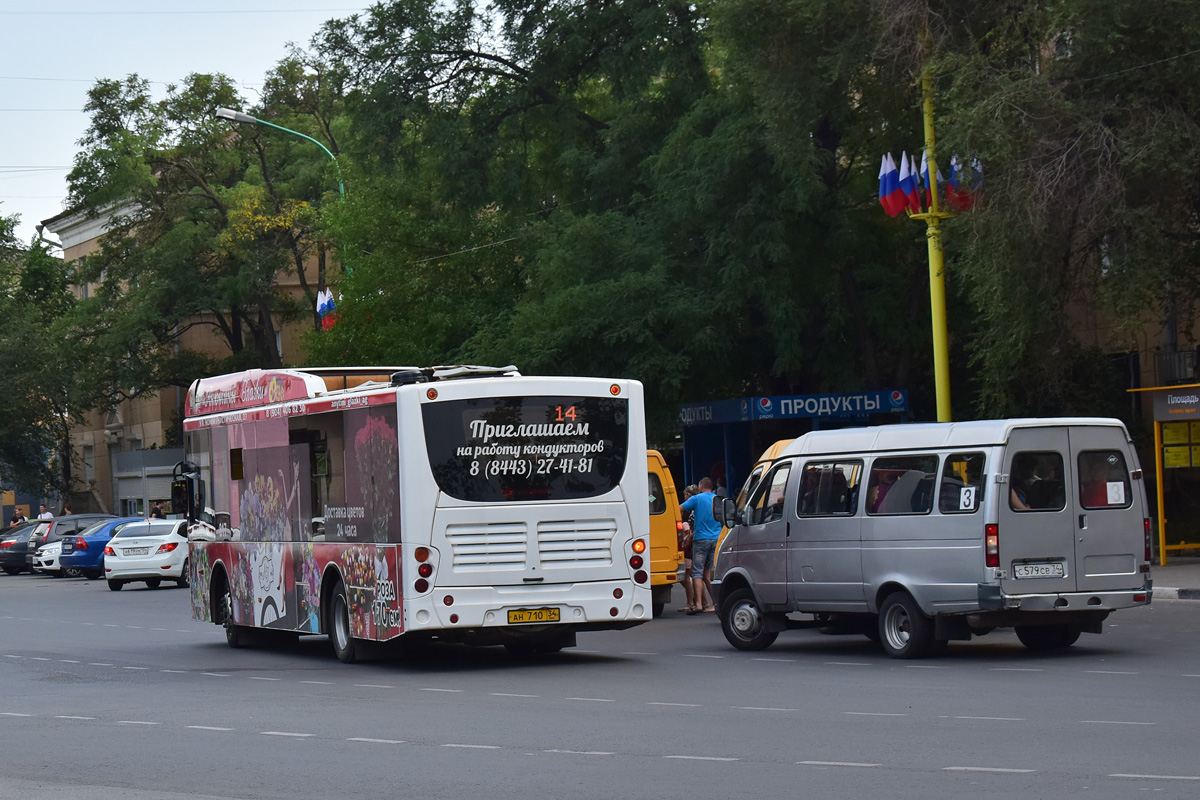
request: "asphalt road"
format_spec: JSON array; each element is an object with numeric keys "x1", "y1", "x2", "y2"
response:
[{"x1": 1, "y1": 573, "x2": 1198, "y2": 800}]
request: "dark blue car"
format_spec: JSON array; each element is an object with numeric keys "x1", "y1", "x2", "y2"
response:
[{"x1": 58, "y1": 516, "x2": 142, "y2": 579}]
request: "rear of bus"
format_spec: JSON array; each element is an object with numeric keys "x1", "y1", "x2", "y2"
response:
[{"x1": 397, "y1": 375, "x2": 652, "y2": 650}]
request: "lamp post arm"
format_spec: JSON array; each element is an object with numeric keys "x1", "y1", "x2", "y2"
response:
[{"x1": 253, "y1": 118, "x2": 345, "y2": 199}]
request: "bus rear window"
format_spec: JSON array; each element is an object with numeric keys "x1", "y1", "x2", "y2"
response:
[{"x1": 423, "y1": 396, "x2": 629, "y2": 502}]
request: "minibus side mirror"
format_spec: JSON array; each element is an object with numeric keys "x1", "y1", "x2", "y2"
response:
[{"x1": 720, "y1": 497, "x2": 738, "y2": 527}]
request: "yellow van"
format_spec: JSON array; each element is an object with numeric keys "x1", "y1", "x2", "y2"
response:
[{"x1": 647, "y1": 450, "x2": 685, "y2": 617}]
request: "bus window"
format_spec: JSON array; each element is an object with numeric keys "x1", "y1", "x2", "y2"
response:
[{"x1": 866, "y1": 455, "x2": 939, "y2": 515}]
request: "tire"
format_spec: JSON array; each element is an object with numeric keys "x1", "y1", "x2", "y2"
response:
[
  {"x1": 652, "y1": 601, "x2": 665, "y2": 618},
  {"x1": 107, "y1": 579, "x2": 124, "y2": 591},
  {"x1": 328, "y1": 580, "x2": 359, "y2": 664},
  {"x1": 221, "y1": 582, "x2": 248, "y2": 649},
  {"x1": 176, "y1": 559, "x2": 190, "y2": 588},
  {"x1": 1016, "y1": 624, "x2": 1081, "y2": 650},
  {"x1": 719, "y1": 588, "x2": 779, "y2": 651},
  {"x1": 63, "y1": 567, "x2": 82, "y2": 578},
  {"x1": 2, "y1": 566, "x2": 20, "y2": 576},
  {"x1": 878, "y1": 591, "x2": 937, "y2": 659},
  {"x1": 145, "y1": 578, "x2": 162, "y2": 589},
  {"x1": 85, "y1": 570, "x2": 101, "y2": 580}
]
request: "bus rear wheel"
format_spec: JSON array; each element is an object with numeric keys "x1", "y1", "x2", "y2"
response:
[
  {"x1": 221, "y1": 581, "x2": 248, "y2": 648},
  {"x1": 328, "y1": 580, "x2": 359, "y2": 664},
  {"x1": 1015, "y1": 624, "x2": 1081, "y2": 650}
]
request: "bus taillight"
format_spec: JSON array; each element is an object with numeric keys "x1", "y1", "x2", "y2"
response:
[
  {"x1": 985, "y1": 524, "x2": 999, "y2": 568},
  {"x1": 418, "y1": 563, "x2": 433, "y2": 578},
  {"x1": 415, "y1": 547, "x2": 430, "y2": 562},
  {"x1": 632, "y1": 539, "x2": 646, "y2": 554}
]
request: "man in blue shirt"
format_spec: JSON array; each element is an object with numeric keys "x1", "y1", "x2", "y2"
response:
[{"x1": 680, "y1": 477, "x2": 721, "y2": 613}]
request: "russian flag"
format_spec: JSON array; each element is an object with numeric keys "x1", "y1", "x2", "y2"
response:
[
  {"x1": 920, "y1": 150, "x2": 944, "y2": 209},
  {"x1": 945, "y1": 155, "x2": 975, "y2": 211},
  {"x1": 878, "y1": 154, "x2": 905, "y2": 217},
  {"x1": 898, "y1": 151, "x2": 919, "y2": 213}
]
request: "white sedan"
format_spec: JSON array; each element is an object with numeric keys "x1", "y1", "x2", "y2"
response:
[
  {"x1": 104, "y1": 519, "x2": 189, "y2": 591},
  {"x1": 32, "y1": 541, "x2": 62, "y2": 574}
]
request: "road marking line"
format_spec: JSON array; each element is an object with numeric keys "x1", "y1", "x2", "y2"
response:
[
  {"x1": 1, "y1": 712, "x2": 33, "y2": 717},
  {"x1": 905, "y1": 664, "x2": 950, "y2": 669},
  {"x1": 1085, "y1": 670, "x2": 1138, "y2": 675},
  {"x1": 3, "y1": 655, "x2": 22, "y2": 659},
  {"x1": 58, "y1": 659, "x2": 79, "y2": 664},
  {"x1": 648, "y1": 702, "x2": 701, "y2": 707},
  {"x1": 944, "y1": 766, "x2": 1035, "y2": 773},
  {"x1": 684, "y1": 654, "x2": 724, "y2": 659},
  {"x1": 160, "y1": 669, "x2": 187, "y2": 674},
  {"x1": 1109, "y1": 773, "x2": 1200, "y2": 781},
  {"x1": 30, "y1": 657, "x2": 50, "y2": 661},
  {"x1": 567, "y1": 697, "x2": 615, "y2": 703},
  {"x1": 490, "y1": 693, "x2": 538, "y2": 698},
  {"x1": 664, "y1": 755, "x2": 740, "y2": 762},
  {"x1": 349, "y1": 737, "x2": 405, "y2": 744},
  {"x1": 202, "y1": 673, "x2": 232, "y2": 677},
  {"x1": 354, "y1": 684, "x2": 394, "y2": 689},
  {"x1": 261, "y1": 731, "x2": 314, "y2": 738},
  {"x1": 844, "y1": 712, "x2": 906, "y2": 717},
  {"x1": 103, "y1": 624, "x2": 119, "y2": 628},
  {"x1": 300, "y1": 680, "x2": 333, "y2": 685},
  {"x1": 123, "y1": 666, "x2": 149, "y2": 670},
  {"x1": 1082, "y1": 720, "x2": 1155, "y2": 726},
  {"x1": 118, "y1": 721, "x2": 161, "y2": 726},
  {"x1": 249, "y1": 677, "x2": 281, "y2": 681},
  {"x1": 54, "y1": 715, "x2": 95, "y2": 720},
  {"x1": 826, "y1": 661, "x2": 871, "y2": 666},
  {"x1": 753, "y1": 657, "x2": 797, "y2": 662},
  {"x1": 188, "y1": 726, "x2": 234, "y2": 731},
  {"x1": 734, "y1": 706, "x2": 796, "y2": 712},
  {"x1": 953, "y1": 716, "x2": 1024, "y2": 721},
  {"x1": 443, "y1": 744, "x2": 500, "y2": 749},
  {"x1": 421, "y1": 688, "x2": 462, "y2": 693},
  {"x1": 623, "y1": 651, "x2": 659, "y2": 655},
  {"x1": 125, "y1": 626, "x2": 142, "y2": 629},
  {"x1": 88, "y1": 663, "x2": 113, "y2": 667},
  {"x1": 1183, "y1": 674, "x2": 1200, "y2": 678},
  {"x1": 151, "y1": 628, "x2": 167, "y2": 631},
  {"x1": 799, "y1": 761, "x2": 880, "y2": 768},
  {"x1": 989, "y1": 667, "x2": 1043, "y2": 672},
  {"x1": 545, "y1": 749, "x2": 615, "y2": 756}
]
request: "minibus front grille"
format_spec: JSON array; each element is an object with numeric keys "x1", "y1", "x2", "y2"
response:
[
  {"x1": 444, "y1": 522, "x2": 528, "y2": 572},
  {"x1": 536, "y1": 519, "x2": 616, "y2": 568}
]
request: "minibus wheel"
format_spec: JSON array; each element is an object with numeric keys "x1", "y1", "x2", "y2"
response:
[
  {"x1": 1015, "y1": 624, "x2": 1081, "y2": 650},
  {"x1": 878, "y1": 591, "x2": 935, "y2": 658},
  {"x1": 720, "y1": 588, "x2": 779, "y2": 651}
]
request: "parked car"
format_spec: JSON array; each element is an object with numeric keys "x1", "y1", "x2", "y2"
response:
[
  {"x1": 59, "y1": 517, "x2": 142, "y2": 580},
  {"x1": 0, "y1": 521, "x2": 40, "y2": 575},
  {"x1": 31, "y1": 540, "x2": 63, "y2": 574},
  {"x1": 104, "y1": 519, "x2": 189, "y2": 590},
  {"x1": 21, "y1": 514, "x2": 115, "y2": 572}
]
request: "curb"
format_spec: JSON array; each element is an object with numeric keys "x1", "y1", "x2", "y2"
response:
[{"x1": 1155, "y1": 587, "x2": 1200, "y2": 600}]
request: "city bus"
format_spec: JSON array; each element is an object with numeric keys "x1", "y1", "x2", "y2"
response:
[{"x1": 175, "y1": 365, "x2": 652, "y2": 662}]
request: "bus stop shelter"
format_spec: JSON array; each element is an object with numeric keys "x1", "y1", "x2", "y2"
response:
[{"x1": 1131, "y1": 383, "x2": 1200, "y2": 564}]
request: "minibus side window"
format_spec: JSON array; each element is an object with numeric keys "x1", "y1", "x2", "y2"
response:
[
  {"x1": 797, "y1": 461, "x2": 862, "y2": 516},
  {"x1": 939, "y1": 452, "x2": 986, "y2": 514},
  {"x1": 1009, "y1": 451, "x2": 1065, "y2": 511},
  {"x1": 1077, "y1": 450, "x2": 1132, "y2": 509},
  {"x1": 866, "y1": 455, "x2": 939, "y2": 515}
]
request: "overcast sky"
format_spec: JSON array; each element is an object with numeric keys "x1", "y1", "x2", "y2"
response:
[{"x1": 0, "y1": 2, "x2": 369, "y2": 246}]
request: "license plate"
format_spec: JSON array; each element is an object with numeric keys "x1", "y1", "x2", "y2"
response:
[
  {"x1": 1014, "y1": 562, "x2": 1065, "y2": 579},
  {"x1": 124, "y1": 547, "x2": 149, "y2": 556},
  {"x1": 507, "y1": 607, "x2": 560, "y2": 624},
  {"x1": 62, "y1": 543, "x2": 73, "y2": 553}
]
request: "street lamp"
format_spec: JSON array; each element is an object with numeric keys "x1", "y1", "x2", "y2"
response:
[{"x1": 214, "y1": 107, "x2": 344, "y2": 198}]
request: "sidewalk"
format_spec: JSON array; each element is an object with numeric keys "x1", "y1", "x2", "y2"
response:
[{"x1": 1151, "y1": 555, "x2": 1200, "y2": 600}]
